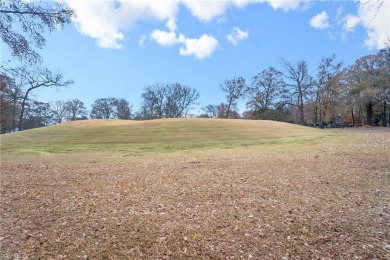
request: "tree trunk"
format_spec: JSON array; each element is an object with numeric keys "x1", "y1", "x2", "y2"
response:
[
  {"x1": 359, "y1": 108, "x2": 364, "y2": 126},
  {"x1": 12, "y1": 99, "x2": 17, "y2": 132},
  {"x1": 18, "y1": 89, "x2": 31, "y2": 131},
  {"x1": 314, "y1": 93, "x2": 320, "y2": 126},
  {"x1": 366, "y1": 102, "x2": 373, "y2": 126},
  {"x1": 383, "y1": 101, "x2": 387, "y2": 127},
  {"x1": 318, "y1": 104, "x2": 323, "y2": 128},
  {"x1": 226, "y1": 102, "x2": 231, "y2": 119},
  {"x1": 298, "y1": 94, "x2": 305, "y2": 125},
  {"x1": 351, "y1": 109, "x2": 355, "y2": 127},
  {"x1": 299, "y1": 105, "x2": 305, "y2": 125}
]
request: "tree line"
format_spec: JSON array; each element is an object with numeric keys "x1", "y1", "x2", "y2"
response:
[
  {"x1": 1, "y1": 46, "x2": 389, "y2": 133},
  {"x1": 202, "y1": 49, "x2": 389, "y2": 128},
  {"x1": 0, "y1": 0, "x2": 389, "y2": 133}
]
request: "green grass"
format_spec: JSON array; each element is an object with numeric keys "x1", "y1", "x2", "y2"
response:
[{"x1": 0, "y1": 118, "x2": 342, "y2": 157}]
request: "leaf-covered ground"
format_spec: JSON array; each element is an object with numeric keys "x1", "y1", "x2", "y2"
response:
[{"x1": 1, "y1": 128, "x2": 389, "y2": 259}]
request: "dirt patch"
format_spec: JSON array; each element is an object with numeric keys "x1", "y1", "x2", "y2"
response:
[{"x1": 1, "y1": 129, "x2": 389, "y2": 259}]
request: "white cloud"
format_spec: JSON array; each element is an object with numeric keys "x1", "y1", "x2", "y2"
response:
[
  {"x1": 266, "y1": 0, "x2": 308, "y2": 11},
  {"x1": 180, "y1": 34, "x2": 219, "y2": 59},
  {"x1": 139, "y1": 35, "x2": 146, "y2": 47},
  {"x1": 150, "y1": 18, "x2": 184, "y2": 47},
  {"x1": 339, "y1": 0, "x2": 390, "y2": 49},
  {"x1": 61, "y1": 0, "x2": 311, "y2": 50},
  {"x1": 182, "y1": 0, "x2": 308, "y2": 22},
  {"x1": 149, "y1": 15, "x2": 218, "y2": 59},
  {"x1": 151, "y1": 30, "x2": 185, "y2": 46},
  {"x1": 182, "y1": 1, "x2": 231, "y2": 22},
  {"x1": 310, "y1": 11, "x2": 330, "y2": 30},
  {"x1": 227, "y1": 27, "x2": 249, "y2": 45},
  {"x1": 343, "y1": 15, "x2": 360, "y2": 32},
  {"x1": 357, "y1": 0, "x2": 390, "y2": 49},
  {"x1": 150, "y1": 17, "x2": 218, "y2": 59},
  {"x1": 217, "y1": 16, "x2": 228, "y2": 24},
  {"x1": 166, "y1": 18, "x2": 178, "y2": 32},
  {"x1": 61, "y1": 0, "x2": 178, "y2": 49},
  {"x1": 151, "y1": 30, "x2": 219, "y2": 59},
  {"x1": 60, "y1": 0, "x2": 126, "y2": 49}
]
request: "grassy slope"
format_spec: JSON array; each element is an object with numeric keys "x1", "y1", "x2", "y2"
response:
[
  {"x1": 2, "y1": 120, "x2": 389, "y2": 258},
  {"x1": 0, "y1": 118, "x2": 341, "y2": 156}
]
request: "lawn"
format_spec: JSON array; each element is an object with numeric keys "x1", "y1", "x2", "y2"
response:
[
  {"x1": 1, "y1": 119, "x2": 389, "y2": 259},
  {"x1": 1, "y1": 118, "x2": 334, "y2": 156}
]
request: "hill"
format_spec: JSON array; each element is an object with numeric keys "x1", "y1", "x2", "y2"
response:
[
  {"x1": 0, "y1": 118, "x2": 333, "y2": 155},
  {"x1": 1, "y1": 122, "x2": 388, "y2": 259}
]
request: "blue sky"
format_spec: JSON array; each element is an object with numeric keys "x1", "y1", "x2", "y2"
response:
[{"x1": 9, "y1": 0, "x2": 390, "y2": 115}]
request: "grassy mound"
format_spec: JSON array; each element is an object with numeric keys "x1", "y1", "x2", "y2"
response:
[{"x1": 1, "y1": 118, "x2": 335, "y2": 155}]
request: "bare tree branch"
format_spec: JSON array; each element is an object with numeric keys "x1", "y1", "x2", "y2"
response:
[
  {"x1": 1, "y1": 66, "x2": 74, "y2": 130},
  {"x1": 0, "y1": 0, "x2": 75, "y2": 64}
]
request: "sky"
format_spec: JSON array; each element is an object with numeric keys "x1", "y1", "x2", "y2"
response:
[{"x1": 5, "y1": 0, "x2": 390, "y2": 115}]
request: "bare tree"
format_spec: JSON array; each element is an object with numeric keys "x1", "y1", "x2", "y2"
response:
[
  {"x1": 201, "y1": 104, "x2": 218, "y2": 118},
  {"x1": 220, "y1": 77, "x2": 246, "y2": 118},
  {"x1": 141, "y1": 83, "x2": 167, "y2": 119},
  {"x1": 90, "y1": 97, "x2": 117, "y2": 119},
  {"x1": 1, "y1": 66, "x2": 73, "y2": 130},
  {"x1": 280, "y1": 60, "x2": 313, "y2": 125},
  {"x1": 65, "y1": 99, "x2": 87, "y2": 121},
  {"x1": 216, "y1": 103, "x2": 240, "y2": 119},
  {"x1": 50, "y1": 100, "x2": 68, "y2": 123},
  {"x1": 314, "y1": 54, "x2": 343, "y2": 126},
  {"x1": 0, "y1": 0, "x2": 75, "y2": 64},
  {"x1": 165, "y1": 83, "x2": 200, "y2": 118},
  {"x1": 114, "y1": 98, "x2": 132, "y2": 119},
  {"x1": 140, "y1": 83, "x2": 199, "y2": 119},
  {"x1": 246, "y1": 67, "x2": 284, "y2": 119}
]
